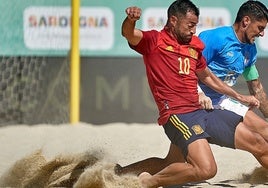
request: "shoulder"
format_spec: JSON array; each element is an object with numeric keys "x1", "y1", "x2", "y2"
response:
[
  {"x1": 190, "y1": 35, "x2": 205, "y2": 50},
  {"x1": 137, "y1": 29, "x2": 160, "y2": 44},
  {"x1": 200, "y1": 26, "x2": 231, "y2": 34},
  {"x1": 199, "y1": 26, "x2": 235, "y2": 50},
  {"x1": 141, "y1": 29, "x2": 161, "y2": 41},
  {"x1": 143, "y1": 29, "x2": 159, "y2": 36},
  {"x1": 131, "y1": 30, "x2": 160, "y2": 54},
  {"x1": 199, "y1": 26, "x2": 232, "y2": 40}
]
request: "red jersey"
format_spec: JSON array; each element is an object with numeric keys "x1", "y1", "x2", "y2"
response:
[{"x1": 131, "y1": 28, "x2": 207, "y2": 125}]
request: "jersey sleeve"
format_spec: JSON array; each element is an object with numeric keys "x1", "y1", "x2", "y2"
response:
[
  {"x1": 245, "y1": 43, "x2": 257, "y2": 67},
  {"x1": 190, "y1": 36, "x2": 207, "y2": 71},
  {"x1": 198, "y1": 30, "x2": 221, "y2": 64},
  {"x1": 130, "y1": 30, "x2": 158, "y2": 55},
  {"x1": 196, "y1": 55, "x2": 207, "y2": 72},
  {"x1": 243, "y1": 43, "x2": 258, "y2": 80}
]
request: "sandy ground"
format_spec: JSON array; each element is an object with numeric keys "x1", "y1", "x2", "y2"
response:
[{"x1": 0, "y1": 122, "x2": 267, "y2": 188}]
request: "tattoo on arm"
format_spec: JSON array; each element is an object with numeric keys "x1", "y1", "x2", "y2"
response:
[{"x1": 247, "y1": 79, "x2": 268, "y2": 118}]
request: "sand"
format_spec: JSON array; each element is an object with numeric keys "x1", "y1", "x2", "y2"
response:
[{"x1": 0, "y1": 122, "x2": 267, "y2": 188}]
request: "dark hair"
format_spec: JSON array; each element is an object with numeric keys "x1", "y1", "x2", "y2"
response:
[
  {"x1": 167, "y1": 0, "x2": 200, "y2": 19},
  {"x1": 235, "y1": 0, "x2": 268, "y2": 22}
]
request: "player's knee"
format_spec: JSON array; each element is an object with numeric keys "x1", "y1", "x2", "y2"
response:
[
  {"x1": 253, "y1": 135, "x2": 268, "y2": 156},
  {"x1": 197, "y1": 164, "x2": 217, "y2": 180},
  {"x1": 190, "y1": 160, "x2": 217, "y2": 181}
]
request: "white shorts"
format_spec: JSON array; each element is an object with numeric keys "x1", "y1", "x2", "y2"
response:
[{"x1": 218, "y1": 97, "x2": 248, "y2": 117}]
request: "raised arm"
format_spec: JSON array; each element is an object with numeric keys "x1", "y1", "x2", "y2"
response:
[
  {"x1": 197, "y1": 67, "x2": 260, "y2": 108},
  {"x1": 122, "y1": 7, "x2": 143, "y2": 46}
]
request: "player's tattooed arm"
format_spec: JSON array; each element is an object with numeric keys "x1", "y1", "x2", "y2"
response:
[{"x1": 247, "y1": 79, "x2": 268, "y2": 118}]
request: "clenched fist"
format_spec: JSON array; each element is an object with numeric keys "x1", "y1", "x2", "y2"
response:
[{"x1": 125, "y1": 7, "x2": 142, "y2": 21}]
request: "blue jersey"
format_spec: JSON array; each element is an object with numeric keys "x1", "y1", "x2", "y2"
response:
[{"x1": 198, "y1": 26, "x2": 257, "y2": 105}]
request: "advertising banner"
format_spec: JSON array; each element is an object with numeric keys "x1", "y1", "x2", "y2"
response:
[{"x1": 0, "y1": 0, "x2": 267, "y2": 57}]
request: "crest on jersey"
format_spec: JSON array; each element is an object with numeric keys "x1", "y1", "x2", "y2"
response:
[
  {"x1": 191, "y1": 124, "x2": 204, "y2": 135},
  {"x1": 226, "y1": 51, "x2": 234, "y2": 57},
  {"x1": 188, "y1": 47, "x2": 198, "y2": 59}
]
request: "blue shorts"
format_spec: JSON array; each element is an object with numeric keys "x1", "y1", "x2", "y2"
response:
[{"x1": 163, "y1": 109, "x2": 243, "y2": 158}]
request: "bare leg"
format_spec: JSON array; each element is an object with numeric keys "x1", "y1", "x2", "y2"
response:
[
  {"x1": 115, "y1": 143, "x2": 185, "y2": 176},
  {"x1": 235, "y1": 122, "x2": 268, "y2": 169},
  {"x1": 139, "y1": 139, "x2": 217, "y2": 188},
  {"x1": 243, "y1": 110, "x2": 268, "y2": 142}
]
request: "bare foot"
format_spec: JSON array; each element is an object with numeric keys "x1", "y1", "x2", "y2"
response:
[{"x1": 138, "y1": 172, "x2": 158, "y2": 188}]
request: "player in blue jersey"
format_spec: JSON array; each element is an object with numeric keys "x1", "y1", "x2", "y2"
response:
[
  {"x1": 115, "y1": 0, "x2": 268, "y2": 179},
  {"x1": 199, "y1": 25, "x2": 258, "y2": 105},
  {"x1": 198, "y1": 21, "x2": 266, "y2": 111},
  {"x1": 198, "y1": 0, "x2": 268, "y2": 140}
]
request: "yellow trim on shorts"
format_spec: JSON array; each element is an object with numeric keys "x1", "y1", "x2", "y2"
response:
[{"x1": 170, "y1": 115, "x2": 192, "y2": 140}]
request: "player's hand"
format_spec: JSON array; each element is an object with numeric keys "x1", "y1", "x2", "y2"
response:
[
  {"x1": 199, "y1": 92, "x2": 213, "y2": 109},
  {"x1": 125, "y1": 7, "x2": 141, "y2": 21},
  {"x1": 241, "y1": 95, "x2": 260, "y2": 109}
]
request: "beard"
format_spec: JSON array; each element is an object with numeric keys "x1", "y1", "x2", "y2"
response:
[
  {"x1": 175, "y1": 32, "x2": 192, "y2": 44},
  {"x1": 244, "y1": 32, "x2": 254, "y2": 44}
]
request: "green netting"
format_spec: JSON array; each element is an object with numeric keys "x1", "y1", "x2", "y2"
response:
[{"x1": 0, "y1": 56, "x2": 69, "y2": 125}]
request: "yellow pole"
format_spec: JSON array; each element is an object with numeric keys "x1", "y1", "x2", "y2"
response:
[{"x1": 70, "y1": 0, "x2": 80, "y2": 124}]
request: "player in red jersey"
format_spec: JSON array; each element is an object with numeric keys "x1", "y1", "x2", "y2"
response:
[
  {"x1": 133, "y1": 29, "x2": 207, "y2": 125},
  {"x1": 117, "y1": 0, "x2": 268, "y2": 187}
]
